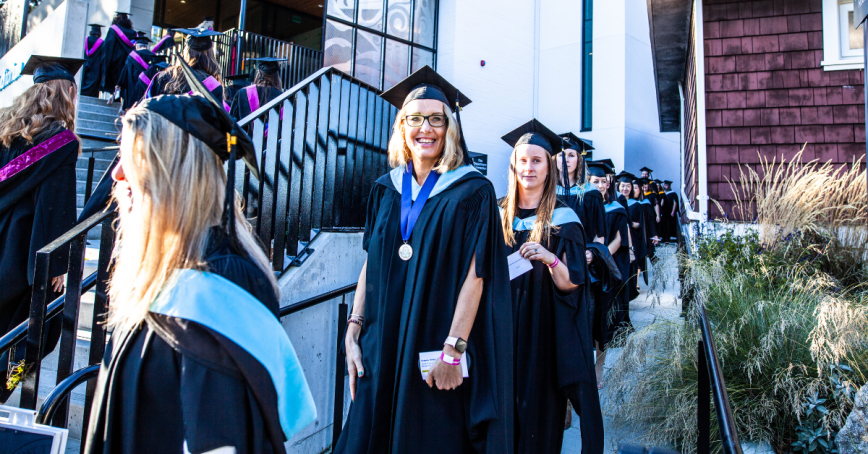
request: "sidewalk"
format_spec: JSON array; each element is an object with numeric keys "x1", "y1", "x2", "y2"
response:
[{"x1": 562, "y1": 244, "x2": 682, "y2": 454}]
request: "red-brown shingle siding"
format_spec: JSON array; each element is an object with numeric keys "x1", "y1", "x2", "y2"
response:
[
  {"x1": 702, "y1": 0, "x2": 863, "y2": 219},
  {"x1": 683, "y1": 10, "x2": 701, "y2": 214}
]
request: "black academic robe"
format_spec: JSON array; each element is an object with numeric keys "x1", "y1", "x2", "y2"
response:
[
  {"x1": 0, "y1": 124, "x2": 78, "y2": 400},
  {"x1": 505, "y1": 205, "x2": 601, "y2": 454},
  {"x1": 230, "y1": 85, "x2": 284, "y2": 122},
  {"x1": 102, "y1": 24, "x2": 136, "y2": 93},
  {"x1": 84, "y1": 229, "x2": 285, "y2": 454},
  {"x1": 82, "y1": 35, "x2": 106, "y2": 97},
  {"x1": 148, "y1": 68, "x2": 225, "y2": 102},
  {"x1": 118, "y1": 49, "x2": 155, "y2": 110},
  {"x1": 665, "y1": 191, "x2": 680, "y2": 242},
  {"x1": 335, "y1": 166, "x2": 514, "y2": 454},
  {"x1": 603, "y1": 202, "x2": 632, "y2": 345},
  {"x1": 659, "y1": 191, "x2": 673, "y2": 243},
  {"x1": 586, "y1": 243, "x2": 621, "y2": 347},
  {"x1": 556, "y1": 183, "x2": 606, "y2": 243},
  {"x1": 626, "y1": 200, "x2": 647, "y2": 300}
]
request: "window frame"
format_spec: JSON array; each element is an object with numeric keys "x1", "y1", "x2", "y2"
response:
[{"x1": 821, "y1": 0, "x2": 865, "y2": 71}]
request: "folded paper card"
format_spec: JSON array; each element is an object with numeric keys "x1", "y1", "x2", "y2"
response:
[
  {"x1": 508, "y1": 250, "x2": 533, "y2": 280},
  {"x1": 419, "y1": 351, "x2": 469, "y2": 380}
]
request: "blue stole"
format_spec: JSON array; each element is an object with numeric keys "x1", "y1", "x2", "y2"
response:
[
  {"x1": 149, "y1": 269, "x2": 317, "y2": 438},
  {"x1": 627, "y1": 199, "x2": 638, "y2": 207},
  {"x1": 498, "y1": 207, "x2": 581, "y2": 231},
  {"x1": 556, "y1": 182, "x2": 597, "y2": 197},
  {"x1": 604, "y1": 201, "x2": 627, "y2": 214},
  {"x1": 389, "y1": 164, "x2": 479, "y2": 201},
  {"x1": 639, "y1": 199, "x2": 652, "y2": 206}
]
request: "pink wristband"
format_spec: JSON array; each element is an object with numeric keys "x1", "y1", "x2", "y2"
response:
[
  {"x1": 441, "y1": 352, "x2": 462, "y2": 365},
  {"x1": 547, "y1": 256, "x2": 560, "y2": 269}
]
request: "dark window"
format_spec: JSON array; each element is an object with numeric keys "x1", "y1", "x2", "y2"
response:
[
  {"x1": 581, "y1": 0, "x2": 592, "y2": 132},
  {"x1": 324, "y1": 0, "x2": 437, "y2": 90}
]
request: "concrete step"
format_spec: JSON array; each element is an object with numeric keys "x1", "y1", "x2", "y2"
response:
[
  {"x1": 76, "y1": 128, "x2": 118, "y2": 141},
  {"x1": 76, "y1": 157, "x2": 114, "y2": 171},
  {"x1": 76, "y1": 119, "x2": 120, "y2": 134},
  {"x1": 76, "y1": 180, "x2": 100, "y2": 195},
  {"x1": 79, "y1": 137, "x2": 117, "y2": 151},
  {"x1": 77, "y1": 109, "x2": 118, "y2": 124},
  {"x1": 78, "y1": 95, "x2": 119, "y2": 109},
  {"x1": 76, "y1": 167, "x2": 109, "y2": 182}
]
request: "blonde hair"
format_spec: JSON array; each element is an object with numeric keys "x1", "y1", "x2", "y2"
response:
[
  {"x1": 107, "y1": 107, "x2": 277, "y2": 332},
  {"x1": 0, "y1": 77, "x2": 77, "y2": 148},
  {"x1": 500, "y1": 146, "x2": 560, "y2": 247},
  {"x1": 387, "y1": 101, "x2": 465, "y2": 173}
]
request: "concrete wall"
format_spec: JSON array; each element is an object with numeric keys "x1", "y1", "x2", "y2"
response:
[
  {"x1": 0, "y1": 0, "x2": 87, "y2": 108},
  {"x1": 278, "y1": 232, "x2": 366, "y2": 453}
]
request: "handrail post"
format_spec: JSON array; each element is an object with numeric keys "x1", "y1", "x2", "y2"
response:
[
  {"x1": 52, "y1": 234, "x2": 87, "y2": 427},
  {"x1": 84, "y1": 157, "x2": 95, "y2": 205},
  {"x1": 698, "y1": 341, "x2": 710, "y2": 454},
  {"x1": 332, "y1": 295, "x2": 348, "y2": 448},
  {"x1": 20, "y1": 250, "x2": 53, "y2": 409}
]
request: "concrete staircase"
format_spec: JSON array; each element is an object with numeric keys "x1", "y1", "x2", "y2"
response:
[{"x1": 75, "y1": 96, "x2": 121, "y2": 241}]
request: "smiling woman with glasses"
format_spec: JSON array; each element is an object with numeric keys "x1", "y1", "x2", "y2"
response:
[{"x1": 334, "y1": 67, "x2": 514, "y2": 454}]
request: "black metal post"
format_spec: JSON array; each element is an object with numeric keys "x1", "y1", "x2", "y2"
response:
[
  {"x1": 20, "y1": 250, "x2": 52, "y2": 409},
  {"x1": 238, "y1": 0, "x2": 248, "y2": 31},
  {"x1": 697, "y1": 340, "x2": 710, "y2": 454},
  {"x1": 18, "y1": 0, "x2": 30, "y2": 39},
  {"x1": 52, "y1": 234, "x2": 87, "y2": 427},
  {"x1": 84, "y1": 157, "x2": 95, "y2": 205},
  {"x1": 332, "y1": 296, "x2": 348, "y2": 448}
]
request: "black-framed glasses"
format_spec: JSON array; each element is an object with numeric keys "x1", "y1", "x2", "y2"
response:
[{"x1": 403, "y1": 114, "x2": 448, "y2": 128}]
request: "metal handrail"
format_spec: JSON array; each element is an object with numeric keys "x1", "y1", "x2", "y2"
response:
[
  {"x1": 36, "y1": 364, "x2": 100, "y2": 425},
  {"x1": 683, "y1": 223, "x2": 743, "y2": 454},
  {"x1": 279, "y1": 282, "x2": 357, "y2": 317}
]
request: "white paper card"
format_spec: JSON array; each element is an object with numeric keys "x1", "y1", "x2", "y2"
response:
[
  {"x1": 507, "y1": 251, "x2": 533, "y2": 280},
  {"x1": 419, "y1": 351, "x2": 469, "y2": 380}
]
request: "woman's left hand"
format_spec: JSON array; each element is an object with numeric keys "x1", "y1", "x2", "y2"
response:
[{"x1": 519, "y1": 242, "x2": 556, "y2": 266}]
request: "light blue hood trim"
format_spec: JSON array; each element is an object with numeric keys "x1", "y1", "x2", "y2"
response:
[
  {"x1": 498, "y1": 206, "x2": 581, "y2": 231},
  {"x1": 389, "y1": 164, "x2": 480, "y2": 201}
]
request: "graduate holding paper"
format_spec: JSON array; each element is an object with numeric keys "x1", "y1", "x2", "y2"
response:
[
  {"x1": 499, "y1": 120, "x2": 602, "y2": 454},
  {"x1": 335, "y1": 66, "x2": 514, "y2": 454},
  {"x1": 84, "y1": 61, "x2": 315, "y2": 454}
]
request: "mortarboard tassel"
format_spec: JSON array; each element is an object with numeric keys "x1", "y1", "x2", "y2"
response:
[{"x1": 453, "y1": 94, "x2": 473, "y2": 166}]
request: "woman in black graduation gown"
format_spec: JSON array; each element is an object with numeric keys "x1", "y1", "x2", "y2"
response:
[
  {"x1": 117, "y1": 35, "x2": 155, "y2": 110},
  {"x1": 0, "y1": 57, "x2": 83, "y2": 402},
  {"x1": 554, "y1": 139, "x2": 606, "y2": 244},
  {"x1": 81, "y1": 24, "x2": 105, "y2": 97},
  {"x1": 336, "y1": 67, "x2": 514, "y2": 454},
  {"x1": 637, "y1": 179, "x2": 659, "y2": 261},
  {"x1": 147, "y1": 28, "x2": 226, "y2": 107},
  {"x1": 230, "y1": 58, "x2": 285, "y2": 122},
  {"x1": 85, "y1": 63, "x2": 316, "y2": 454},
  {"x1": 101, "y1": 12, "x2": 136, "y2": 95},
  {"x1": 615, "y1": 173, "x2": 645, "y2": 301},
  {"x1": 499, "y1": 120, "x2": 602, "y2": 454}
]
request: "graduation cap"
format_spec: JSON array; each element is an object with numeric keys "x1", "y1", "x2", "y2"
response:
[
  {"x1": 637, "y1": 177, "x2": 650, "y2": 185},
  {"x1": 22, "y1": 55, "x2": 85, "y2": 84},
  {"x1": 134, "y1": 32, "x2": 152, "y2": 44},
  {"x1": 615, "y1": 171, "x2": 636, "y2": 184},
  {"x1": 226, "y1": 74, "x2": 251, "y2": 81},
  {"x1": 501, "y1": 119, "x2": 562, "y2": 155},
  {"x1": 114, "y1": 11, "x2": 131, "y2": 18},
  {"x1": 640, "y1": 166, "x2": 653, "y2": 174},
  {"x1": 139, "y1": 58, "x2": 258, "y2": 254},
  {"x1": 587, "y1": 161, "x2": 611, "y2": 178},
  {"x1": 151, "y1": 55, "x2": 170, "y2": 70},
  {"x1": 88, "y1": 24, "x2": 104, "y2": 35},
  {"x1": 559, "y1": 132, "x2": 594, "y2": 155},
  {"x1": 380, "y1": 66, "x2": 473, "y2": 165},
  {"x1": 175, "y1": 28, "x2": 223, "y2": 51},
  {"x1": 663, "y1": 180, "x2": 673, "y2": 185},
  {"x1": 247, "y1": 57, "x2": 286, "y2": 75},
  {"x1": 596, "y1": 159, "x2": 615, "y2": 174}
]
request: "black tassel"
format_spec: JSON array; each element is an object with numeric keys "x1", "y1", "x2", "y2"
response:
[
  {"x1": 222, "y1": 134, "x2": 247, "y2": 258},
  {"x1": 454, "y1": 93, "x2": 473, "y2": 166}
]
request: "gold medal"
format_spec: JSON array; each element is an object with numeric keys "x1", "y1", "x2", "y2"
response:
[{"x1": 399, "y1": 243, "x2": 413, "y2": 261}]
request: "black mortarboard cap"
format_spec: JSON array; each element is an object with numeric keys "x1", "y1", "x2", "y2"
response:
[
  {"x1": 559, "y1": 132, "x2": 594, "y2": 155},
  {"x1": 638, "y1": 178, "x2": 650, "y2": 185},
  {"x1": 380, "y1": 65, "x2": 471, "y2": 110},
  {"x1": 88, "y1": 24, "x2": 104, "y2": 35},
  {"x1": 596, "y1": 159, "x2": 615, "y2": 174},
  {"x1": 640, "y1": 166, "x2": 653, "y2": 173},
  {"x1": 247, "y1": 57, "x2": 286, "y2": 75},
  {"x1": 114, "y1": 11, "x2": 131, "y2": 17},
  {"x1": 22, "y1": 55, "x2": 85, "y2": 84},
  {"x1": 587, "y1": 161, "x2": 610, "y2": 178},
  {"x1": 501, "y1": 119, "x2": 562, "y2": 156},
  {"x1": 663, "y1": 180, "x2": 673, "y2": 185},
  {"x1": 654, "y1": 179, "x2": 663, "y2": 184},
  {"x1": 175, "y1": 28, "x2": 223, "y2": 51},
  {"x1": 134, "y1": 33, "x2": 152, "y2": 44},
  {"x1": 615, "y1": 171, "x2": 636, "y2": 184}
]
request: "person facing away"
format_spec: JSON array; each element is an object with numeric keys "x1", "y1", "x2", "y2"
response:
[
  {"x1": 81, "y1": 24, "x2": 106, "y2": 97},
  {"x1": 230, "y1": 57, "x2": 285, "y2": 122},
  {"x1": 499, "y1": 119, "x2": 603, "y2": 454},
  {"x1": 117, "y1": 34, "x2": 155, "y2": 110},
  {"x1": 102, "y1": 12, "x2": 136, "y2": 94},
  {"x1": 0, "y1": 57, "x2": 84, "y2": 403},
  {"x1": 335, "y1": 66, "x2": 514, "y2": 454},
  {"x1": 84, "y1": 65, "x2": 316, "y2": 453},
  {"x1": 147, "y1": 28, "x2": 226, "y2": 106},
  {"x1": 554, "y1": 140, "x2": 606, "y2": 245}
]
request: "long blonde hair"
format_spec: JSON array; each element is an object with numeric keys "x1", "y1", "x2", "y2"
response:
[
  {"x1": 500, "y1": 146, "x2": 559, "y2": 247},
  {"x1": 0, "y1": 76, "x2": 77, "y2": 148},
  {"x1": 107, "y1": 107, "x2": 277, "y2": 332},
  {"x1": 387, "y1": 101, "x2": 465, "y2": 173}
]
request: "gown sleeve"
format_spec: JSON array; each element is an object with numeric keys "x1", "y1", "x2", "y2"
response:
[
  {"x1": 587, "y1": 194, "x2": 606, "y2": 242},
  {"x1": 206, "y1": 254, "x2": 280, "y2": 318},
  {"x1": 362, "y1": 182, "x2": 387, "y2": 252},
  {"x1": 230, "y1": 90, "x2": 244, "y2": 121},
  {"x1": 464, "y1": 181, "x2": 501, "y2": 279},
  {"x1": 31, "y1": 142, "x2": 78, "y2": 280}
]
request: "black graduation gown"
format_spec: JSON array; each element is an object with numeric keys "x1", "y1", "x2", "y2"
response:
[
  {"x1": 82, "y1": 35, "x2": 106, "y2": 97},
  {"x1": 506, "y1": 205, "x2": 601, "y2": 454},
  {"x1": 118, "y1": 49, "x2": 155, "y2": 110},
  {"x1": 603, "y1": 202, "x2": 632, "y2": 345},
  {"x1": 556, "y1": 183, "x2": 606, "y2": 242},
  {"x1": 643, "y1": 193, "x2": 659, "y2": 258},
  {"x1": 626, "y1": 200, "x2": 646, "y2": 300},
  {"x1": 84, "y1": 229, "x2": 285, "y2": 454},
  {"x1": 102, "y1": 24, "x2": 136, "y2": 92},
  {"x1": 659, "y1": 191, "x2": 673, "y2": 242},
  {"x1": 0, "y1": 124, "x2": 78, "y2": 400},
  {"x1": 586, "y1": 243, "x2": 621, "y2": 347},
  {"x1": 665, "y1": 191, "x2": 680, "y2": 241},
  {"x1": 148, "y1": 68, "x2": 225, "y2": 101},
  {"x1": 230, "y1": 85, "x2": 284, "y2": 122},
  {"x1": 335, "y1": 166, "x2": 514, "y2": 454}
]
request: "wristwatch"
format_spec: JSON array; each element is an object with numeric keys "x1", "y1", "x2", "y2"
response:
[{"x1": 444, "y1": 336, "x2": 468, "y2": 354}]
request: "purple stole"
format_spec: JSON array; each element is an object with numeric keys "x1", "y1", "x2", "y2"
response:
[
  {"x1": 139, "y1": 72, "x2": 151, "y2": 86},
  {"x1": 152, "y1": 34, "x2": 173, "y2": 53},
  {"x1": 129, "y1": 51, "x2": 150, "y2": 70},
  {"x1": 85, "y1": 36, "x2": 104, "y2": 56},
  {"x1": 110, "y1": 25, "x2": 135, "y2": 48},
  {"x1": 0, "y1": 130, "x2": 77, "y2": 183},
  {"x1": 246, "y1": 86, "x2": 261, "y2": 113},
  {"x1": 196, "y1": 76, "x2": 231, "y2": 112}
]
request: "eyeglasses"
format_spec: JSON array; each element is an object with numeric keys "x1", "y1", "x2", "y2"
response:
[{"x1": 403, "y1": 114, "x2": 448, "y2": 128}]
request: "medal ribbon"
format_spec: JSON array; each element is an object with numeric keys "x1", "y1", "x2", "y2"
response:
[{"x1": 400, "y1": 162, "x2": 440, "y2": 243}]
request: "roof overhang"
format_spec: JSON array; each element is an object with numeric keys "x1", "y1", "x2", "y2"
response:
[{"x1": 647, "y1": 0, "x2": 693, "y2": 133}]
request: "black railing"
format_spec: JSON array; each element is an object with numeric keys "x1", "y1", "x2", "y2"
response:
[
  {"x1": 236, "y1": 66, "x2": 396, "y2": 271},
  {"x1": 681, "y1": 223, "x2": 743, "y2": 454}
]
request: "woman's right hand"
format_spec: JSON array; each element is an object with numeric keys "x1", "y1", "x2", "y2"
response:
[{"x1": 345, "y1": 324, "x2": 364, "y2": 401}]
